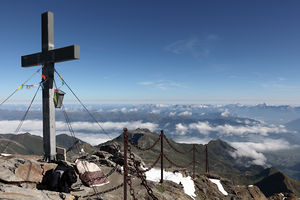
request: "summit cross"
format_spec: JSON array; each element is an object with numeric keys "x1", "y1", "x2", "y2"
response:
[{"x1": 21, "y1": 11, "x2": 80, "y2": 161}]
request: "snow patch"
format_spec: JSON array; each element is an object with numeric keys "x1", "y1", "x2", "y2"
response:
[
  {"x1": 145, "y1": 168, "x2": 196, "y2": 199},
  {"x1": 209, "y1": 179, "x2": 228, "y2": 195}
]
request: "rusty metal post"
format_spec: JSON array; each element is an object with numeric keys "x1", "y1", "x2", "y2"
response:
[
  {"x1": 123, "y1": 128, "x2": 128, "y2": 200},
  {"x1": 160, "y1": 130, "x2": 164, "y2": 183},
  {"x1": 193, "y1": 144, "x2": 195, "y2": 179},
  {"x1": 205, "y1": 144, "x2": 209, "y2": 173}
]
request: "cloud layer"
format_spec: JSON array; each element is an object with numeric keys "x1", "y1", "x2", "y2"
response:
[
  {"x1": 0, "y1": 120, "x2": 158, "y2": 145},
  {"x1": 229, "y1": 139, "x2": 298, "y2": 166},
  {"x1": 174, "y1": 121, "x2": 287, "y2": 136}
]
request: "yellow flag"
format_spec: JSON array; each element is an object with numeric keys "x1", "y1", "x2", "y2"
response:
[{"x1": 17, "y1": 84, "x2": 24, "y2": 90}]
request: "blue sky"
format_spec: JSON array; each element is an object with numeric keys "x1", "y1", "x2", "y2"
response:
[{"x1": 1, "y1": 0, "x2": 300, "y2": 105}]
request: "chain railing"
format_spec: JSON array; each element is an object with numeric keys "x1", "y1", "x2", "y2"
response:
[{"x1": 122, "y1": 128, "x2": 209, "y2": 200}]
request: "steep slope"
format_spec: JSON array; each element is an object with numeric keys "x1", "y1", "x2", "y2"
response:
[
  {"x1": 102, "y1": 128, "x2": 266, "y2": 185},
  {"x1": 255, "y1": 171, "x2": 300, "y2": 197},
  {"x1": 0, "y1": 133, "x2": 90, "y2": 155}
]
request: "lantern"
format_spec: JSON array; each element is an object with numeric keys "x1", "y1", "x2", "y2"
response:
[{"x1": 54, "y1": 89, "x2": 65, "y2": 108}]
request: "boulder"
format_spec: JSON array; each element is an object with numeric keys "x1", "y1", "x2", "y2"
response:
[
  {"x1": 99, "y1": 143, "x2": 120, "y2": 155},
  {"x1": 0, "y1": 184, "x2": 75, "y2": 200},
  {"x1": 0, "y1": 157, "x2": 56, "y2": 183}
]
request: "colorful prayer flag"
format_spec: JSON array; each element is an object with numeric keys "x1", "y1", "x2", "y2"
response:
[{"x1": 17, "y1": 84, "x2": 24, "y2": 90}]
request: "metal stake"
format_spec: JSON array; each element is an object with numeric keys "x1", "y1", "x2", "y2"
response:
[
  {"x1": 160, "y1": 130, "x2": 164, "y2": 183},
  {"x1": 123, "y1": 128, "x2": 128, "y2": 200}
]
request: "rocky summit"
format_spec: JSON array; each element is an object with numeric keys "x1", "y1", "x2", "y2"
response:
[{"x1": 0, "y1": 130, "x2": 299, "y2": 199}]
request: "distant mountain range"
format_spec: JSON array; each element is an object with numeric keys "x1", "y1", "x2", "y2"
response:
[
  {"x1": 1, "y1": 103, "x2": 300, "y2": 183},
  {"x1": 2, "y1": 130, "x2": 299, "y2": 197},
  {"x1": 2, "y1": 103, "x2": 300, "y2": 124}
]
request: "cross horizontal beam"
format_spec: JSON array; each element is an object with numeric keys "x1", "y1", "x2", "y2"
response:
[{"x1": 21, "y1": 45, "x2": 80, "y2": 67}]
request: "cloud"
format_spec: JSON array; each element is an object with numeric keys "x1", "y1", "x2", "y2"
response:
[
  {"x1": 229, "y1": 143, "x2": 267, "y2": 166},
  {"x1": 128, "y1": 108, "x2": 138, "y2": 112},
  {"x1": 165, "y1": 35, "x2": 220, "y2": 58},
  {"x1": 139, "y1": 81, "x2": 153, "y2": 86},
  {"x1": 172, "y1": 121, "x2": 287, "y2": 136},
  {"x1": 178, "y1": 111, "x2": 192, "y2": 116},
  {"x1": 169, "y1": 112, "x2": 176, "y2": 116},
  {"x1": 150, "y1": 109, "x2": 160, "y2": 114},
  {"x1": 221, "y1": 109, "x2": 230, "y2": 117},
  {"x1": 174, "y1": 136, "x2": 212, "y2": 145},
  {"x1": 229, "y1": 139, "x2": 298, "y2": 166},
  {"x1": 138, "y1": 80, "x2": 186, "y2": 90},
  {"x1": 0, "y1": 120, "x2": 159, "y2": 145},
  {"x1": 120, "y1": 107, "x2": 127, "y2": 113},
  {"x1": 175, "y1": 123, "x2": 188, "y2": 135}
]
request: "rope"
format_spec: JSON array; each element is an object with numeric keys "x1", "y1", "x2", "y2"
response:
[
  {"x1": 163, "y1": 135, "x2": 193, "y2": 154},
  {"x1": 163, "y1": 154, "x2": 194, "y2": 168},
  {"x1": 0, "y1": 85, "x2": 41, "y2": 153},
  {"x1": 0, "y1": 68, "x2": 42, "y2": 106},
  {"x1": 128, "y1": 136, "x2": 160, "y2": 151},
  {"x1": 54, "y1": 69, "x2": 113, "y2": 141}
]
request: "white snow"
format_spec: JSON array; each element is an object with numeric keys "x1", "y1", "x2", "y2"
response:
[
  {"x1": 0, "y1": 153, "x2": 11, "y2": 157},
  {"x1": 209, "y1": 179, "x2": 228, "y2": 195},
  {"x1": 145, "y1": 168, "x2": 196, "y2": 199}
]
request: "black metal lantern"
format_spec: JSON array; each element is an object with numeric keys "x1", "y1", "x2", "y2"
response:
[{"x1": 54, "y1": 89, "x2": 65, "y2": 108}]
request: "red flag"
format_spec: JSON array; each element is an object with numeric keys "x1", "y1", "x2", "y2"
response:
[{"x1": 41, "y1": 74, "x2": 46, "y2": 80}]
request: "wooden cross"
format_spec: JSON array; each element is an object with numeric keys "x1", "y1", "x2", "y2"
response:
[{"x1": 21, "y1": 11, "x2": 80, "y2": 161}]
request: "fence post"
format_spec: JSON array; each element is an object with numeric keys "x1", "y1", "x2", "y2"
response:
[
  {"x1": 193, "y1": 144, "x2": 195, "y2": 179},
  {"x1": 205, "y1": 144, "x2": 209, "y2": 174},
  {"x1": 123, "y1": 128, "x2": 128, "y2": 200},
  {"x1": 160, "y1": 130, "x2": 164, "y2": 183}
]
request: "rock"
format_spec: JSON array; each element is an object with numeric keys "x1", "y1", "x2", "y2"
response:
[
  {"x1": 0, "y1": 157, "x2": 56, "y2": 183},
  {"x1": 0, "y1": 184, "x2": 75, "y2": 200},
  {"x1": 109, "y1": 155, "x2": 124, "y2": 166},
  {"x1": 99, "y1": 143, "x2": 120, "y2": 155}
]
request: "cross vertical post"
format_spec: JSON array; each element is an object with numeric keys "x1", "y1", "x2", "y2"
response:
[
  {"x1": 42, "y1": 12, "x2": 56, "y2": 161},
  {"x1": 21, "y1": 11, "x2": 80, "y2": 162}
]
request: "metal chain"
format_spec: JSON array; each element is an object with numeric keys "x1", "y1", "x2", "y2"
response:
[
  {"x1": 163, "y1": 135, "x2": 193, "y2": 154},
  {"x1": 128, "y1": 145, "x2": 158, "y2": 200},
  {"x1": 86, "y1": 164, "x2": 118, "y2": 183},
  {"x1": 164, "y1": 154, "x2": 194, "y2": 168},
  {"x1": 196, "y1": 161, "x2": 202, "y2": 165},
  {"x1": 140, "y1": 154, "x2": 161, "y2": 173},
  {"x1": 128, "y1": 135, "x2": 160, "y2": 151},
  {"x1": 127, "y1": 175, "x2": 137, "y2": 200},
  {"x1": 82, "y1": 183, "x2": 124, "y2": 198}
]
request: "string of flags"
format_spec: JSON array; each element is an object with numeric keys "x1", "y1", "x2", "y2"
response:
[
  {"x1": 17, "y1": 72, "x2": 48, "y2": 91},
  {"x1": 15, "y1": 69, "x2": 64, "y2": 92}
]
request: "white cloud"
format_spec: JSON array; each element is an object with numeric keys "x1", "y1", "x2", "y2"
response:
[
  {"x1": 139, "y1": 81, "x2": 153, "y2": 86},
  {"x1": 155, "y1": 104, "x2": 170, "y2": 108},
  {"x1": 174, "y1": 136, "x2": 212, "y2": 145},
  {"x1": 120, "y1": 107, "x2": 127, "y2": 113},
  {"x1": 165, "y1": 35, "x2": 220, "y2": 58},
  {"x1": 138, "y1": 80, "x2": 186, "y2": 90},
  {"x1": 175, "y1": 123, "x2": 188, "y2": 135},
  {"x1": 169, "y1": 112, "x2": 176, "y2": 116},
  {"x1": 0, "y1": 120, "x2": 159, "y2": 145},
  {"x1": 184, "y1": 121, "x2": 287, "y2": 136},
  {"x1": 178, "y1": 111, "x2": 192, "y2": 116},
  {"x1": 128, "y1": 108, "x2": 138, "y2": 112},
  {"x1": 221, "y1": 109, "x2": 230, "y2": 117},
  {"x1": 150, "y1": 109, "x2": 160, "y2": 114},
  {"x1": 229, "y1": 143, "x2": 267, "y2": 166},
  {"x1": 229, "y1": 139, "x2": 298, "y2": 166},
  {"x1": 188, "y1": 122, "x2": 212, "y2": 135}
]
